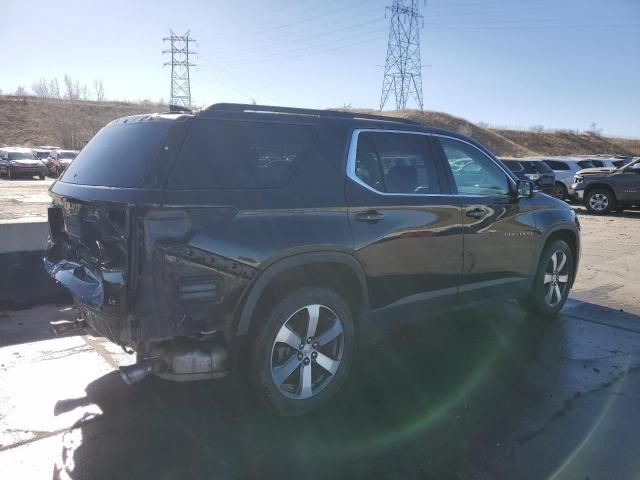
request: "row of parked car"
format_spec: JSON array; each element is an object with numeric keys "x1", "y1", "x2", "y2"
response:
[
  {"x1": 498, "y1": 155, "x2": 640, "y2": 214},
  {"x1": 0, "y1": 145, "x2": 79, "y2": 180}
]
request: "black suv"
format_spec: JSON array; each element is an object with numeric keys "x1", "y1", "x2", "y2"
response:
[{"x1": 45, "y1": 104, "x2": 581, "y2": 415}]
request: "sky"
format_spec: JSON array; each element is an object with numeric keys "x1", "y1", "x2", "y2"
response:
[{"x1": 1, "y1": 0, "x2": 639, "y2": 137}]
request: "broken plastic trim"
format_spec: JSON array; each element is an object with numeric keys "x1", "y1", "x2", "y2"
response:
[{"x1": 44, "y1": 259, "x2": 104, "y2": 307}]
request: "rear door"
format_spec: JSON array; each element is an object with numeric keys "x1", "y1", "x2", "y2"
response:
[
  {"x1": 434, "y1": 136, "x2": 537, "y2": 300},
  {"x1": 346, "y1": 130, "x2": 463, "y2": 322}
]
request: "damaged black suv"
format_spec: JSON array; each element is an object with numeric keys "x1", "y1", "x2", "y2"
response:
[{"x1": 46, "y1": 104, "x2": 580, "y2": 415}]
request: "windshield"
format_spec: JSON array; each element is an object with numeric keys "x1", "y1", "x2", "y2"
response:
[
  {"x1": 621, "y1": 158, "x2": 640, "y2": 170},
  {"x1": 8, "y1": 151, "x2": 36, "y2": 160},
  {"x1": 58, "y1": 151, "x2": 78, "y2": 160}
]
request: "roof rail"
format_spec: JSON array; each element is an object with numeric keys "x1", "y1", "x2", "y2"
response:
[{"x1": 204, "y1": 103, "x2": 420, "y2": 125}]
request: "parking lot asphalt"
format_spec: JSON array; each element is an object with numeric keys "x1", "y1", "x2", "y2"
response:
[
  {"x1": 1, "y1": 180, "x2": 640, "y2": 479},
  {"x1": 0, "y1": 177, "x2": 54, "y2": 223}
]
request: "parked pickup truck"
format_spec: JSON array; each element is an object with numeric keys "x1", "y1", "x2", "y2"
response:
[{"x1": 572, "y1": 158, "x2": 640, "y2": 214}]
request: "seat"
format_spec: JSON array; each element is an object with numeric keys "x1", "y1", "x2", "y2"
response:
[{"x1": 385, "y1": 165, "x2": 418, "y2": 193}]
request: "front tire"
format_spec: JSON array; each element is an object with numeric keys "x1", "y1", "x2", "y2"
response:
[
  {"x1": 251, "y1": 287, "x2": 355, "y2": 416},
  {"x1": 585, "y1": 188, "x2": 614, "y2": 214},
  {"x1": 520, "y1": 239, "x2": 574, "y2": 317}
]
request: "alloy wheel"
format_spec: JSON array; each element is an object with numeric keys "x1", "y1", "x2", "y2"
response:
[
  {"x1": 543, "y1": 250, "x2": 570, "y2": 307},
  {"x1": 588, "y1": 193, "x2": 609, "y2": 212},
  {"x1": 270, "y1": 304, "x2": 344, "y2": 400}
]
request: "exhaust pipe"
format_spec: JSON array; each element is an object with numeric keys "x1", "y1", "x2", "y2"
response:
[{"x1": 119, "y1": 360, "x2": 152, "y2": 385}]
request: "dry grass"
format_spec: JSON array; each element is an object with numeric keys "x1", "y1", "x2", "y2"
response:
[{"x1": 1, "y1": 96, "x2": 638, "y2": 157}]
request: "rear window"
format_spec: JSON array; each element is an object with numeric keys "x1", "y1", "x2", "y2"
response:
[
  {"x1": 168, "y1": 120, "x2": 317, "y2": 189},
  {"x1": 61, "y1": 121, "x2": 172, "y2": 187}
]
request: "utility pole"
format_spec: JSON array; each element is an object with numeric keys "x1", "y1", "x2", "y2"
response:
[
  {"x1": 379, "y1": 0, "x2": 424, "y2": 111},
  {"x1": 163, "y1": 30, "x2": 197, "y2": 108}
]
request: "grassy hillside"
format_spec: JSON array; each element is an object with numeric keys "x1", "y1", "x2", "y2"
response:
[{"x1": 1, "y1": 95, "x2": 638, "y2": 157}]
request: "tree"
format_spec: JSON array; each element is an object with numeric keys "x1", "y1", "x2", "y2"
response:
[
  {"x1": 588, "y1": 122, "x2": 602, "y2": 137},
  {"x1": 32, "y1": 78, "x2": 51, "y2": 97},
  {"x1": 63, "y1": 74, "x2": 81, "y2": 100},
  {"x1": 93, "y1": 79, "x2": 105, "y2": 101},
  {"x1": 14, "y1": 85, "x2": 27, "y2": 96},
  {"x1": 49, "y1": 78, "x2": 61, "y2": 98}
]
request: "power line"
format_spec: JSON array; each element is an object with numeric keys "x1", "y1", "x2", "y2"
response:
[
  {"x1": 380, "y1": 0, "x2": 425, "y2": 111},
  {"x1": 163, "y1": 29, "x2": 197, "y2": 107}
]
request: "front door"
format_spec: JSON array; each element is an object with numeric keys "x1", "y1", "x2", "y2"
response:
[
  {"x1": 434, "y1": 136, "x2": 537, "y2": 301},
  {"x1": 346, "y1": 130, "x2": 463, "y2": 324}
]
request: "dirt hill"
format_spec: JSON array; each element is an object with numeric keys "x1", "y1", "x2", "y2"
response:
[{"x1": 1, "y1": 95, "x2": 638, "y2": 157}]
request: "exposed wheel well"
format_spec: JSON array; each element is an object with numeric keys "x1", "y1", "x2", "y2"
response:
[{"x1": 248, "y1": 262, "x2": 365, "y2": 337}]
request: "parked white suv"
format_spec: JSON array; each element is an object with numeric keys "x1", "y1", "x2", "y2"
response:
[{"x1": 540, "y1": 157, "x2": 595, "y2": 200}]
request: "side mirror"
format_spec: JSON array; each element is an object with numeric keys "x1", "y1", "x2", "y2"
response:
[{"x1": 515, "y1": 179, "x2": 534, "y2": 199}]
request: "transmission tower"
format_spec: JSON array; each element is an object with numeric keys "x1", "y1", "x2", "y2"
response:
[
  {"x1": 379, "y1": 0, "x2": 424, "y2": 111},
  {"x1": 163, "y1": 30, "x2": 197, "y2": 108}
]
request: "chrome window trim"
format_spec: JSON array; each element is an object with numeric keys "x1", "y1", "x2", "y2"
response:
[{"x1": 346, "y1": 128, "x2": 516, "y2": 198}]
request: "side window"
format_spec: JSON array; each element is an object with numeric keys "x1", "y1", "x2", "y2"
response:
[
  {"x1": 354, "y1": 132, "x2": 440, "y2": 194},
  {"x1": 439, "y1": 137, "x2": 510, "y2": 196},
  {"x1": 578, "y1": 161, "x2": 594, "y2": 169},
  {"x1": 590, "y1": 160, "x2": 604, "y2": 168},
  {"x1": 168, "y1": 120, "x2": 316, "y2": 189},
  {"x1": 546, "y1": 160, "x2": 570, "y2": 171}
]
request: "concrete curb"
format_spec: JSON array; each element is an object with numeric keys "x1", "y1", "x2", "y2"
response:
[{"x1": 0, "y1": 220, "x2": 69, "y2": 307}]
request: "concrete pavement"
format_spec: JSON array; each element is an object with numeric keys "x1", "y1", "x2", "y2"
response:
[{"x1": 1, "y1": 300, "x2": 639, "y2": 479}]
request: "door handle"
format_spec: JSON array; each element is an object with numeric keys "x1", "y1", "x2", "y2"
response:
[
  {"x1": 465, "y1": 208, "x2": 486, "y2": 219},
  {"x1": 356, "y1": 210, "x2": 384, "y2": 223}
]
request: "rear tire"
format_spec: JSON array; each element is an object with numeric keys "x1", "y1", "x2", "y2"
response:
[
  {"x1": 552, "y1": 182, "x2": 568, "y2": 200},
  {"x1": 251, "y1": 287, "x2": 355, "y2": 416},
  {"x1": 585, "y1": 188, "x2": 614, "y2": 215},
  {"x1": 39, "y1": 174, "x2": 46, "y2": 180},
  {"x1": 520, "y1": 239, "x2": 574, "y2": 318}
]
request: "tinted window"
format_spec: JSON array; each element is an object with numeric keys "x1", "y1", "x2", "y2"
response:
[
  {"x1": 169, "y1": 120, "x2": 316, "y2": 189},
  {"x1": 440, "y1": 138, "x2": 510, "y2": 196},
  {"x1": 502, "y1": 161, "x2": 523, "y2": 172},
  {"x1": 8, "y1": 151, "x2": 36, "y2": 160},
  {"x1": 61, "y1": 121, "x2": 172, "y2": 187},
  {"x1": 545, "y1": 160, "x2": 570, "y2": 171},
  {"x1": 59, "y1": 151, "x2": 77, "y2": 160},
  {"x1": 354, "y1": 132, "x2": 440, "y2": 194},
  {"x1": 532, "y1": 161, "x2": 552, "y2": 173},
  {"x1": 577, "y1": 161, "x2": 595, "y2": 169},
  {"x1": 590, "y1": 160, "x2": 604, "y2": 167}
]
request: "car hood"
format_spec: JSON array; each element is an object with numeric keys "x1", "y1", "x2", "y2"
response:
[
  {"x1": 10, "y1": 159, "x2": 43, "y2": 166},
  {"x1": 577, "y1": 167, "x2": 617, "y2": 175}
]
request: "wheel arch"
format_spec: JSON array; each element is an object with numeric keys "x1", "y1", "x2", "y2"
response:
[
  {"x1": 235, "y1": 252, "x2": 369, "y2": 336},
  {"x1": 532, "y1": 224, "x2": 580, "y2": 288},
  {"x1": 584, "y1": 183, "x2": 617, "y2": 201}
]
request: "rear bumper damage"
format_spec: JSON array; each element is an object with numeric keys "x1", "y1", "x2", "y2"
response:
[{"x1": 45, "y1": 201, "x2": 254, "y2": 384}]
